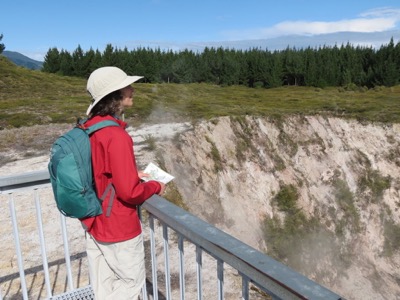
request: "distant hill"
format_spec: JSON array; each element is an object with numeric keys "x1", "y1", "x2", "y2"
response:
[{"x1": 1, "y1": 51, "x2": 43, "y2": 70}]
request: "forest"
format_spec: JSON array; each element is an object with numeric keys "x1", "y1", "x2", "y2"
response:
[{"x1": 42, "y1": 38, "x2": 400, "y2": 89}]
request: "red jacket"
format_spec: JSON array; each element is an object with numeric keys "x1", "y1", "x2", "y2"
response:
[{"x1": 81, "y1": 115, "x2": 161, "y2": 242}]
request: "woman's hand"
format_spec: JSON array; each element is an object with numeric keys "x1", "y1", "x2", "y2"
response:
[
  {"x1": 139, "y1": 171, "x2": 165, "y2": 195},
  {"x1": 157, "y1": 182, "x2": 166, "y2": 195},
  {"x1": 138, "y1": 171, "x2": 150, "y2": 180}
]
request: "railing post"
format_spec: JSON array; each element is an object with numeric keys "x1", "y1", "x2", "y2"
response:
[
  {"x1": 178, "y1": 235, "x2": 185, "y2": 300},
  {"x1": 138, "y1": 206, "x2": 148, "y2": 300},
  {"x1": 8, "y1": 193, "x2": 29, "y2": 300},
  {"x1": 241, "y1": 273, "x2": 249, "y2": 300},
  {"x1": 196, "y1": 246, "x2": 203, "y2": 300},
  {"x1": 34, "y1": 189, "x2": 52, "y2": 298},
  {"x1": 217, "y1": 259, "x2": 224, "y2": 300},
  {"x1": 60, "y1": 214, "x2": 74, "y2": 291},
  {"x1": 141, "y1": 278, "x2": 148, "y2": 300},
  {"x1": 162, "y1": 223, "x2": 171, "y2": 300},
  {"x1": 149, "y1": 215, "x2": 158, "y2": 300}
]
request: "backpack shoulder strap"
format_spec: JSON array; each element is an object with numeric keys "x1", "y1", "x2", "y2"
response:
[
  {"x1": 84, "y1": 120, "x2": 119, "y2": 217},
  {"x1": 85, "y1": 120, "x2": 120, "y2": 135},
  {"x1": 100, "y1": 183, "x2": 116, "y2": 217}
]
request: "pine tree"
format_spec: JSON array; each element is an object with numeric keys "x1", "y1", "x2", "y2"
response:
[
  {"x1": 72, "y1": 45, "x2": 86, "y2": 77},
  {"x1": 42, "y1": 47, "x2": 61, "y2": 73},
  {"x1": 59, "y1": 50, "x2": 73, "y2": 76},
  {"x1": 102, "y1": 44, "x2": 117, "y2": 66},
  {"x1": 374, "y1": 38, "x2": 398, "y2": 86},
  {"x1": 303, "y1": 47, "x2": 318, "y2": 87},
  {"x1": 0, "y1": 34, "x2": 5, "y2": 54},
  {"x1": 282, "y1": 47, "x2": 304, "y2": 86},
  {"x1": 200, "y1": 47, "x2": 219, "y2": 84},
  {"x1": 85, "y1": 48, "x2": 102, "y2": 76}
]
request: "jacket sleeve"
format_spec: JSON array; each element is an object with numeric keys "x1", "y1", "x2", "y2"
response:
[{"x1": 108, "y1": 129, "x2": 161, "y2": 205}]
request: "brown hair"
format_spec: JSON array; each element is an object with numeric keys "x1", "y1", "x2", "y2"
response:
[{"x1": 89, "y1": 90, "x2": 123, "y2": 117}]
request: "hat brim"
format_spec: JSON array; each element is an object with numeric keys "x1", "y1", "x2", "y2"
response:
[{"x1": 86, "y1": 75, "x2": 143, "y2": 115}]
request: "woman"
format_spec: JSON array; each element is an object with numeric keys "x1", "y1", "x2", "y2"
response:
[{"x1": 82, "y1": 66, "x2": 165, "y2": 300}]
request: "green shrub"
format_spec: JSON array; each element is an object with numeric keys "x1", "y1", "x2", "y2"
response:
[
  {"x1": 205, "y1": 135, "x2": 223, "y2": 172},
  {"x1": 383, "y1": 219, "x2": 400, "y2": 256},
  {"x1": 273, "y1": 184, "x2": 299, "y2": 214},
  {"x1": 264, "y1": 184, "x2": 307, "y2": 258},
  {"x1": 332, "y1": 178, "x2": 361, "y2": 234},
  {"x1": 142, "y1": 134, "x2": 157, "y2": 151},
  {"x1": 358, "y1": 169, "x2": 391, "y2": 203}
]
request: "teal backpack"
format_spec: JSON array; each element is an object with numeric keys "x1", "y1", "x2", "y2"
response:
[{"x1": 48, "y1": 120, "x2": 119, "y2": 219}]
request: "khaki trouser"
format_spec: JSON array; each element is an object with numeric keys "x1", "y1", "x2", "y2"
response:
[{"x1": 86, "y1": 233, "x2": 145, "y2": 300}]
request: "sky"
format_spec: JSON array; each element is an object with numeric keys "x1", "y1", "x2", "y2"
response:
[{"x1": 1, "y1": 0, "x2": 400, "y2": 61}]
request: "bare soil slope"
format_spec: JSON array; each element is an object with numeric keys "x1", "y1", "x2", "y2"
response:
[{"x1": 2, "y1": 116, "x2": 400, "y2": 299}]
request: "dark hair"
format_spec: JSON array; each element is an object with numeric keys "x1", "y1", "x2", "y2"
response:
[{"x1": 90, "y1": 90, "x2": 123, "y2": 117}]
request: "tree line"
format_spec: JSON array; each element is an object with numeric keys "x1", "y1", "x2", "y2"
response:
[{"x1": 42, "y1": 38, "x2": 400, "y2": 88}]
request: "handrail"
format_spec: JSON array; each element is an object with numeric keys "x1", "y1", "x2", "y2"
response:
[
  {"x1": 0, "y1": 170, "x2": 50, "y2": 193},
  {"x1": 0, "y1": 170, "x2": 344, "y2": 300}
]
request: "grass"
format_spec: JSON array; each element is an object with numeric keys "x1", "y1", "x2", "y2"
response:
[{"x1": 1, "y1": 56, "x2": 400, "y2": 130}]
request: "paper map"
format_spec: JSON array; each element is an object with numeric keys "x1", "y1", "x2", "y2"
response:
[{"x1": 142, "y1": 163, "x2": 174, "y2": 184}]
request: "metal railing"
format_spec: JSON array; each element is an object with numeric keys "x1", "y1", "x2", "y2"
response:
[{"x1": 0, "y1": 170, "x2": 344, "y2": 300}]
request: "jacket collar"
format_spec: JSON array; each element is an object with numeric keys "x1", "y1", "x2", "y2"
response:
[{"x1": 85, "y1": 115, "x2": 127, "y2": 129}]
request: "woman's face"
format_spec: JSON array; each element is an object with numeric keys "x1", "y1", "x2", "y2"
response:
[{"x1": 120, "y1": 85, "x2": 134, "y2": 109}]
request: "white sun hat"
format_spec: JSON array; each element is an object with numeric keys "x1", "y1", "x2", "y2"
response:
[{"x1": 86, "y1": 66, "x2": 143, "y2": 115}]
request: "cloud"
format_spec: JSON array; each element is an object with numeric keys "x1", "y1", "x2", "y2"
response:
[
  {"x1": 272, "y1": 18, "x2": 396, "y2": 35},
  {"x1": 360, "y1": 7, "x2": 400, "y2": 19},
  {"x1": 222, "y1": 7, "x2": 400, "y2": 40}
]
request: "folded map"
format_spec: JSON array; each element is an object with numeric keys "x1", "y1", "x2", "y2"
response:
[{"x1": 142, "y1": 162, "x2": 174, "y2": 184}]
